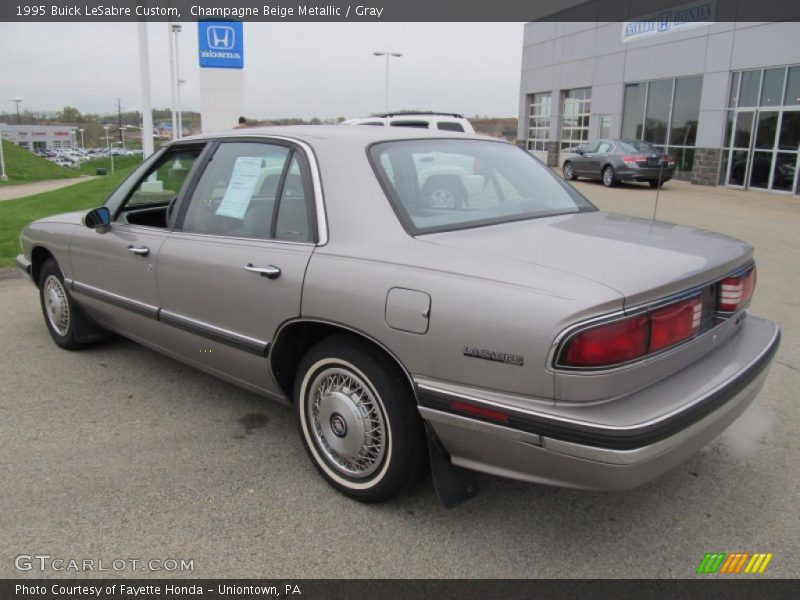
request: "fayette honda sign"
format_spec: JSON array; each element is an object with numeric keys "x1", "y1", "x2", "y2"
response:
[{"x1": 198, "y1": 21, "x2": 244, "y2": 69}]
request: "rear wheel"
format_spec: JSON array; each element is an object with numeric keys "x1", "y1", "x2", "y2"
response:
[
  {"x1": 563, "y1": 161, "x2": 577, "y2": 181},
  {"x1": 602, "y1": 165, "x2": 618, "y2": 187},
  {"x1": 649, "y1": 180, "x2": 665, "y2": 189},
  {"x1": 294, "y1": 335, "x2": 427, "y2": 503}
]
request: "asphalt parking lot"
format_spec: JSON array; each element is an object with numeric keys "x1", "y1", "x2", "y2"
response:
[{"x1": 1, "y1": 179, "x2": 798, "y2": 578}]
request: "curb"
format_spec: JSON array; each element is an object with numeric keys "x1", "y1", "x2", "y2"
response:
[{"x1": 0, "y1": 267, "x2": 23, "y2": 281}]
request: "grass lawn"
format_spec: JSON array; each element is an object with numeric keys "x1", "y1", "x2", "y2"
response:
[
  {"x1": 0, "y1": 139, "x2": 79, "y2": 185},
  {"x1": 0, "y1": 166, "x2": 135, "y2": 268},
  {"x1": 78, "y1": 154, "x2": 143, "y2": 175}
]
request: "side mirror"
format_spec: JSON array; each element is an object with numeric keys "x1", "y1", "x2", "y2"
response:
[
  {"x1": 83, "y1": 206, "x2": 111, "y2": 229},
  {"x1": 575, "y1": 147, "x2": 584, "y2": 155}
]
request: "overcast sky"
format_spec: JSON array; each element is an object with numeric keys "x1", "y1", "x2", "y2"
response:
[{"x1": 0, "y1": 22, "x2": 524, "y2": 120}]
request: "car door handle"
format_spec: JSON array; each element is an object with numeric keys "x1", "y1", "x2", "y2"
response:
[
  {"x1": 126, "y1": 245, "x2": 150, "y2": 257},
  {"x1": 244, "y1": 264, "x2": 281, "y2": 279}
]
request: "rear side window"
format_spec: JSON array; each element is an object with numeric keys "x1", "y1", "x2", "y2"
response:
[
  {"x1": 179, "y1": 142, "x2": 314, "y2": 242},
  {"x1": 390, "y1": 120, "x2": 430, "y2": 129},
  {"x1": 437, "y1": 122, "x2": 465, "y2": 132}
]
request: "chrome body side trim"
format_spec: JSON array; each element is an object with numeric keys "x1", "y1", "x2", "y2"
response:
[
  {"x1": 71, "y1": 280, "x2": 159, "y2": 319},
  {"x1": 158, "y1": 309, "x2": 270, "y2": 356}
]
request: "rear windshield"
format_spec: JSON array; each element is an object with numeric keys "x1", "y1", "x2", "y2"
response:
[
  {"x1": 618, "y1": 139, "x2": 659, "y2": 153},
  {"x1": 370, "y1": 139, "x2": 596, "y2": 234}
]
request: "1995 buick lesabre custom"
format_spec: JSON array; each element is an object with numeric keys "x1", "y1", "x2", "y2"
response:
[{"x1": 16, "y1": 127, "x2": 780, "y2": 505}]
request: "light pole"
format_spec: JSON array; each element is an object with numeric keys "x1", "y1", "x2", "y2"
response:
[
  {"x1": 120, "y1": 125, "x2": 132, "y2": 150},
  {"x1": 78, "y1": 128, "x2": 85, "y2": 149},
  {"x1": 177, "y1": 79, "x2": 185, "y2": 138},
  {"x1": 169, "y1": 23, "x2": 182, "y2": 140},
  {"x1": 0, "y1": 130, "x2": 7, "y2": 181},
  {"x1": 373, "y1": 51, "x2": 402, "y2": 111},
  {"x1": 103, "y1": 125, "x2": 115, "y2": 173}
]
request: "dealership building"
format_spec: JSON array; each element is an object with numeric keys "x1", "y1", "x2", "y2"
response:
[
  {"x1": 518, "y1": 17, "x2": 800, "y2": 195},
  {"x1": 0, "y1": 124, "x2": 75, "y2": 152}
]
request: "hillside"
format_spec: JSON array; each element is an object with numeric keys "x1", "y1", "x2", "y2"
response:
[{"x1": 0, "y1": 140, "x2": 79, "y2": 185}]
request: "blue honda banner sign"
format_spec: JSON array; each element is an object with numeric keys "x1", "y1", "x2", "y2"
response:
[{"x1": 198, "y1": 21, "x2": 244, "y2": 69}]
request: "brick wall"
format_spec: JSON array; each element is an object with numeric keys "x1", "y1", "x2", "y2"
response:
[
  {"x1": 691, "y1": 148, "x2": 722, "y2": 186},
  {"x1": 545, "y1": 141, "x2": 560, "y2": 168}
]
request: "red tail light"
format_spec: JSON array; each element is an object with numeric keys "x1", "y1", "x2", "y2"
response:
[
  {"x1": 560, "y1": 296, "x2": 703, "y2": 368},
  {"x1": 649, "y1": 296, "x2": 701, "y2": 353},
  {"x1": 561, "y1": 314, "x2": 649, "y2": 367},
  {"x1": 621, "y1": 155, "x2": 640, "y2": 165},
  {"x1": 719, "y1": 267, "x2": 756, "y2": 312},
  {"x1": 663, "y1": 154, "x2": 676, "y2": 166}
]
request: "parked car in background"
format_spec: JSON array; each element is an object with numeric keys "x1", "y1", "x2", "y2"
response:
[
  {"x1": 342, "y1": 111, "x2": 475, "y2": 134},
  {"x1": 563, "y1": 138, "x2": 676, "y2": 188},
  {"x1": 17, "y1": 126, "x2": 779, "y2": 504}
]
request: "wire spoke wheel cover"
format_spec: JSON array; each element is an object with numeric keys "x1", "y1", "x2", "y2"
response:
[
  {"x1": 306, "y1": 364, "x2": 388, "y2": 480},
  {"x1": 43, "y1": 275, "x2": 70, "y2": 336}
]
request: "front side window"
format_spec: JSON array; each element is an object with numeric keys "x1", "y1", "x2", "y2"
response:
[
  {"x1": 370, "y1": 139, "x2": 595, "y2": 235},
  {"x1": 113, "y1": 145, "x2": 203, "y2": 229},
  {"x1": 179, "y1": 142, "x2": 314, "y2": 243}
]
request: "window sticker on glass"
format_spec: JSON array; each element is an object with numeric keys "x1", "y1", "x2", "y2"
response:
[{"x1": 215, "y1": 157, "x2": 264, "y2": 219}]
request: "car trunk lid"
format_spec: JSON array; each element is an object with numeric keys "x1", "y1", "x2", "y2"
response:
[{"x1": 423, "y1": 211, "x2": 753, "y2": 309}]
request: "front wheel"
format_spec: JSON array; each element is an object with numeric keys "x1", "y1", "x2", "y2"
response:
[
  {"x1": 602, "y1": 165, "x2": 618, "y2": 187},
  {"x1": 294, "y1": 335, "x2": 427, "y2": 503},
  {"x1": 563, "y1": 161, "x2": 577, "y2": 181},
  {"x1": 38, "y1": 258, "x2": 88, "y2": 350}
]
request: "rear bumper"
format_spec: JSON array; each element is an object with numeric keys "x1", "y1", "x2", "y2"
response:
[
  {"x1": 416, "y1": 315, "x2": 780, "y2": 490},
  {"x1": 616, "y1": 165, "x2": 675, "y2": 181},
  {"x1": 15, "y1": 254, "x2": 32, "y2": 282}
]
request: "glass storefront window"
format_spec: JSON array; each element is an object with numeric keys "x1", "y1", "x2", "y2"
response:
[
  {"x1": 669, "y1": 76, "x2": 702, "y2": 146},
  {"x1": 644, "y1": 79, "x2": 673, "y2": 145},
  {"x1": 772, "y1": 153, "x2": 797, "y2": 191},
  {"x1": 527, "y1": 92, "x2": 551, "y2": 151},
  {"x1": 728, "y1": 72, "x2": 740, "y2": 108},
  {"x1": 785, "y1": 66, "x2": 800, "y2": 105},
  {"x1": 778, "y1": 112, "x2": 800, "y2": 151},
  {"x1": 733, "y1": 111, "x2": 754, "y2": 148},
  {"x1": 754, "y1": 111, "x2": 779, "y2": 150},
  {"x1": 560, "y1": 87, "x2": 591, "y2": 151},
  {"x1": 739, "y1": 70, "x2": 762, "y2": 107},
  {"x1": 621, "y1": 76, "x2": 702, "y2": 174},
  {"x1": 760, "y1": 68, "x2": 785, "y2": 106},
  {"x1": 622, "y1": 83, "x2": 645, "y2": 139}
]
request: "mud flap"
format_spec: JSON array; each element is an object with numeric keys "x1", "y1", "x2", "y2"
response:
[{"x1": 425, "y1": 422, "x2": 479, "y2": 508}]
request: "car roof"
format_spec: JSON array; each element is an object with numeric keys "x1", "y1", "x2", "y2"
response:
[{"x1": 179, "y1": 124, "x2": 495, "y2": 145}]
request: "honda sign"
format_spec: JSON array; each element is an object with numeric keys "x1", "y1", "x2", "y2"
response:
[{"x1": 198, "y1": 21, "x2": 243, "y2": 69}]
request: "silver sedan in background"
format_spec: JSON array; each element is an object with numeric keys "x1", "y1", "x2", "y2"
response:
[{"x1": 16, "y1": 126, "x2": 779, "y2": 504}]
